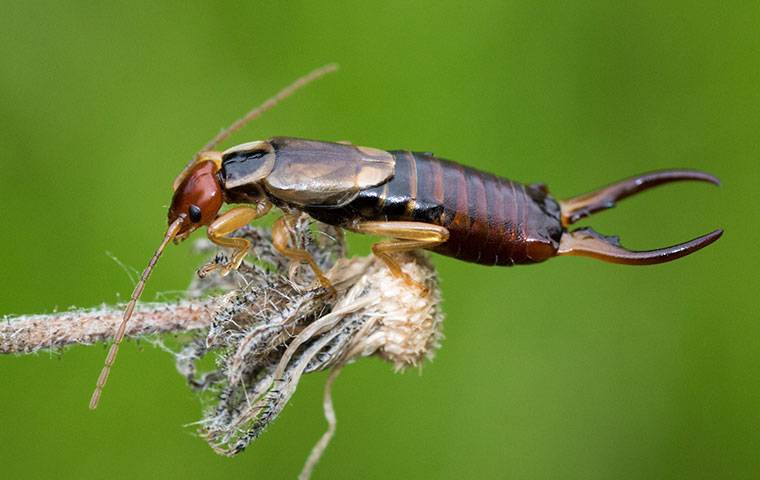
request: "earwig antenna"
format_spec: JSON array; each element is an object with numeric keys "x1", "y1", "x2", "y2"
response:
[
  {"x1": 200, "y1": 63, "x2": 339, "y2": 155},
  {"x1": 89, "y1": 216, "x2": 185, "y2": 409}
]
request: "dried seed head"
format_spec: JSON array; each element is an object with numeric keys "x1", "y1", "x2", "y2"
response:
[
  {"x1": 337, "y1": 253, "x2": 444, "y2": 370},
  {"x1": 177, "y1": 222, "x2": 443, "y2": 459}
]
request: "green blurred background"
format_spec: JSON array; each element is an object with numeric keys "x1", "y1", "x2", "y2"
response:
[{"x1": 1, "y1": 1, "x2": 757, "y2": 478}]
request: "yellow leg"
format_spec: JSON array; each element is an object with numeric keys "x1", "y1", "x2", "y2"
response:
[
  {"x1": 199, "y1": 203, "x2": 271, "y2": 277},
  {"x1": 352, "y1": 221, "x2": 449, "y2": 291},
  {"x1": 272, "y1": 215, "x2": 335, "y2": 292}
]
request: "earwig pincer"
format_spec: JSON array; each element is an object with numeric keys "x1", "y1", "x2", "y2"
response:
[{"x1": 89, "y1": 64, "x2": 722, "y2": 409}]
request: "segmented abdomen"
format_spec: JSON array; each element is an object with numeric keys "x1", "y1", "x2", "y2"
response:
[{"x1": 305, "y1": 151, "x2": 563, "y2": 266}]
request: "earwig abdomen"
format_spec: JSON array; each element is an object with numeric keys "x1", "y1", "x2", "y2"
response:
[{"x1": 304, "y1": 151, "x2": 563, "y2": 266}]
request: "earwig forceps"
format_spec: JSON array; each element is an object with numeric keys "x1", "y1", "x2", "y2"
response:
[{"x1": 557, "y1": 169, "x2": 722, "y2": 264}]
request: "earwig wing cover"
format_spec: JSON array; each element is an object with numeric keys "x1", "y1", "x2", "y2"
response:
[{"x1": 264, "y1": 137, "x2": 395, "y2": 207}]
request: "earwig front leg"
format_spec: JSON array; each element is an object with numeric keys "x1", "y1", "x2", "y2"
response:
[
  {"x1": 200, "y1": 203, "x2": 271, "y2": 277},
  {"x1": 272, "y1": 215, "x2": 335, "y2": 292},
  {"x1": 352, "y1": 221, "x2": 449, "y2": 291}
]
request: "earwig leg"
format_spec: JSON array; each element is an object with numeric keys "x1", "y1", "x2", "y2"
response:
[
  {"x1": 557, "y1": 227, "x2": 723, "y2": 265},
  {"x1": 201, "y1": 203, "x2": 271, "y2": 277},
  {"x1": 352, "y1": 221, "x2": 449, "y2": 291},
  {"x1": 272, "y1": 215, "x2": 335, "y2": 292}
]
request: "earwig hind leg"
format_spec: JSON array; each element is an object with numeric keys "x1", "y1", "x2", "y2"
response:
[
  {"x1": 272, "y1": 215, "x2": 335, "y2": 292},
  {"x1": 353, "y1": 221, "x2": 450, "y2": 292},
  {"x1": 200, "y1": 203, "x2": 271, "y2": 277}
]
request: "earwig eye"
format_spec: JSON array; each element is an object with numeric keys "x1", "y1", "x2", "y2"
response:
[{"x1": 188, "y1": 204, "x2": 202, "y2": 223}]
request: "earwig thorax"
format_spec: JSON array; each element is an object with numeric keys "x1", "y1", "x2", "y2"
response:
[{"x1": 219, "y1": 141, "x2": 276, "y2": 189}]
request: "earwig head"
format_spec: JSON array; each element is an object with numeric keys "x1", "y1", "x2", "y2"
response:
[{"x1": 169, "y1": 160, "x2": 224, "y2": 242}]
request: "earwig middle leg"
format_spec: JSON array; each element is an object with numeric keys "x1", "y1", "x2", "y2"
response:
[
  {"x1": 352, "y1": 221, "x2": 449, "y2": 291},
  {"x1": 272, "y1": 215, "x2": 335, "y2": 292},
  {"x1": 200, "y1": 202, "x2": 271, "y2": 277}
]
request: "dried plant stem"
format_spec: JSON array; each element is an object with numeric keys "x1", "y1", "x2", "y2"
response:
[
  {"x1": 1, "y1": 300, "x2": 213, "y2": 354},
  {"x1": 299, "y1": 365, "x2": 343, "y2": 480}
]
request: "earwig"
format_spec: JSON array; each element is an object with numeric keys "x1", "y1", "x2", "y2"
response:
[{"x1": 89, "y1": 64, "x2": 722, "y2": 409}]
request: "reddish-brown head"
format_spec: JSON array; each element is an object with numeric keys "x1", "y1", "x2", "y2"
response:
[{"x1": 168, "y1": 160, "x2": 224, "y2": 242}]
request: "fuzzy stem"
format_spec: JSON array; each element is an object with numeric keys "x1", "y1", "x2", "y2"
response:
[{"x1": 1, "y1": 300, "x2": 213, "y2": 354}]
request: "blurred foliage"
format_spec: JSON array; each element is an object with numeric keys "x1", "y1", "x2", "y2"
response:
[{"x1": 1, "y1": 1, "x2": 757, "y2": 479}]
